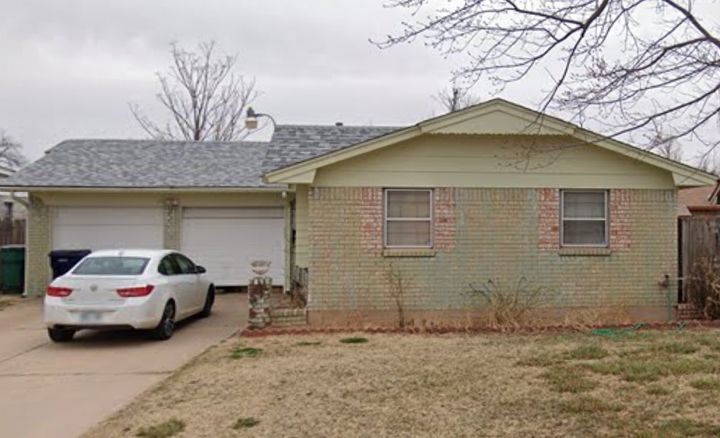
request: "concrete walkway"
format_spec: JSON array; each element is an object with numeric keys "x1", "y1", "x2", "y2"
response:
[{"x1": 0, "y1": 293, "x2": 245, "y2": 438}]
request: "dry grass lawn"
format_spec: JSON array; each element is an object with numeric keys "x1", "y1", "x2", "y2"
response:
[{"x1": 84, "y1": 328, "x2": 720, "y2": 438}]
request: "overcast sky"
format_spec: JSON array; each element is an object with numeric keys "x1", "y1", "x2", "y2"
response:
[
  {"x1": 0, "y1": 0, "x2": 551, "y2": 161},
  {"x1": 1, "y1": 0, "x2": 714, "y2": 165}
]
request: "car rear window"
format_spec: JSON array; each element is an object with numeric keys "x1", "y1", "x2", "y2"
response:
[{"x1": 72, "y1": 257, "x2": 150, "y2": 276}]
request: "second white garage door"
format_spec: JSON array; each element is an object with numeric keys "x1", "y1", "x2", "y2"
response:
[
  {"x1": 181, "y1": 208, "x2": 285, "y2": 286},
  {"x1": 52, "y1": 207, "x2": 164, "y2": 251}
]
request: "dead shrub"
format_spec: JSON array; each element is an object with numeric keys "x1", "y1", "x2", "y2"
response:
[
  {"x1": 386, "y1": 263, "x2": 410, "y2": 329},
  {"x1": 468, "y1": 277, "x2": 551, "y2": 328},
  {"x1": 685, "y1": 257, "x2": 720, "y2": 319}
]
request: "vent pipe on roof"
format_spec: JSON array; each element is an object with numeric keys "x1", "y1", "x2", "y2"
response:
[{"x1": 335, "y1": 122, "x2": 343, "y2": 127}]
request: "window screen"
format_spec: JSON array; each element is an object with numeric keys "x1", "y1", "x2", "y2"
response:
[
  {"x1": 385, "y1": 189, "x2": 432, "y2": 247},
  {"x1": 561, "y1": 191, "x2": 608, "y2": 246}
]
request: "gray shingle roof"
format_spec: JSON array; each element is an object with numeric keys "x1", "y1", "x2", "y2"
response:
[
  {"x1": 2, "y1": 139, "x2": 282, "y2": 189},
  {"x1": 263, "y1": 125, "x2": 401, "y2": 170},
  {"x1": 0, "y1": 124, "x2": 403, "y2": 189}
]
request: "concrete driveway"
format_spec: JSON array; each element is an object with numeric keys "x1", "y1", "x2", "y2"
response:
[{"x1": 0, "y1": 293, "x2": 245, "y2": 438}]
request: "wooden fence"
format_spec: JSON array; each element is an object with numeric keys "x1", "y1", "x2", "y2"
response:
[
  {"x1": 0, "y1": 218, "x2": 25, "y2": 246},
  {"x1": 679, "y1": 216, "x2": 720, "y2": 303}
]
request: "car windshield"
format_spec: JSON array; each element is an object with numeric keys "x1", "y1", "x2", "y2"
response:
[{"x1": 72, "y1": 257, "x2": 150, "y2": 276}]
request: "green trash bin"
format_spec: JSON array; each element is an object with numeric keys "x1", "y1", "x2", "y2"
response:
[{"x1": 1, "y1": 245, "x2": 25, "y2": 294}]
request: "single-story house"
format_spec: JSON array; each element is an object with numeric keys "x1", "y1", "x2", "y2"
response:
[{"x1": 2, "y1": 99, "x2": 715, "y2": 324}]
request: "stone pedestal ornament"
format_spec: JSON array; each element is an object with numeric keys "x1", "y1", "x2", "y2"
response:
[{"x1": 248, "y1": 261, "x2": 272, "y2": 329}]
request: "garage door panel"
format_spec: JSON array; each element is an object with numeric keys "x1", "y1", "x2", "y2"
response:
[
  {"x1": 181, "y1": 208, "x2": 284, "y2": 286},
  {"x1": 52, "y1": 207, "x2": 163, "y2": 251},
  {"x1": 54, "y1": 208, "x2": 163, "y2": 226},
  {"x1": 183, "y1": 208, "x2": 284, "y2": 219}
]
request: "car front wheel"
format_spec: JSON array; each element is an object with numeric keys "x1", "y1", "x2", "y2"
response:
[
  {"x1": 150, "y1": 302, "x2": 176, "y2": 341},
  {"x1": 48, "y1": 327, "x2": 75, "y2": 343}
]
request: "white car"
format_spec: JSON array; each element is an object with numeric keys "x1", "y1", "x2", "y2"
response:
[{"x1": 44, "y1": 249, "x2": 215, "y2": 342}]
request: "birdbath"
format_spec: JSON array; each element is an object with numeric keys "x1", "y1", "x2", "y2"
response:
[{"x1": 248, "y1": 261, "x2": 272, "y2": 329}]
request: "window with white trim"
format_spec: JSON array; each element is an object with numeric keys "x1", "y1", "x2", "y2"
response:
[
  {"x1": 561, "y1": 190, "x2": 608, "y2": 246},
  {"x1": 384, "y1": 189, "x2": 432, "y2": 248}
]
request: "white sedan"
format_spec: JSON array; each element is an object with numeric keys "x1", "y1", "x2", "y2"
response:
[{"x1": 44, "y1": 249, "x2": 215, "y2": 342}]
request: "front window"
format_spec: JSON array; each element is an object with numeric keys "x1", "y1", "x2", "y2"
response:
[
  {"x1": 561, "y1": 190, "x2": 608, "y2": 246},
  {"x1": 384, "y1": 189, "x2": 432, "y2": 248},
  {"x1": 72, "y1": 257, "x2": 150, "y2": 276}
]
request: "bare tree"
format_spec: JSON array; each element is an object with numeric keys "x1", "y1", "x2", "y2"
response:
[
  {"x1": 378, "y1": 1, "x2": 720, "y2": 156},
  {"x1": 0, "y1": 131, "x2": 26, "y2": 169},
  {"x1": 648, "y1": 122, "x2": 683, "y2": 162},
  {"x1": 130, "y1": 41, "x2": 257, "y2": 142},
  {"x1": 434, "y1": 84, "x2": 479, "y2": 113},
  {"x1": 696, "y1": 152, "x2": 720, "y2": 177}
]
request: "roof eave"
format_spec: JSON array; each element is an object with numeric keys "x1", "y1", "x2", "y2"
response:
[
  {"x1": 0, "y1": 186, "x2": 290, "y2": 193},
  {"x1": 264, "y1": 99, "x2": 717, "y2": 188}
]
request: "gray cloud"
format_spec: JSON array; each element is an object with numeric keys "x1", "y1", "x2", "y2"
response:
[
  {"x1": 6, "y1": 0, "x2": 700, "y2": 164},
  {"x1": 3, "y1": 0, "x2": 484, "y2": 159}
]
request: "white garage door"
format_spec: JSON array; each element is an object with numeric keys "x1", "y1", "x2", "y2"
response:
[
  {"x1": 181, "y1": 207, "x2": 285, "y2": 286},
  {"x1": 52, "y1": 207, "x2": 164, "y2": 250}
]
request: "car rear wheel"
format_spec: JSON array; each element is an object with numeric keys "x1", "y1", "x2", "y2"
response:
[
  {"x1": 198, "y1": 286, "x2": 215, "y2": 318},
  {"x1": 150, "y1": 302, "x2": 176, "y2": 341},
  {"x1": 47, "y1": 327, "x2": 75, "y2": 343}
]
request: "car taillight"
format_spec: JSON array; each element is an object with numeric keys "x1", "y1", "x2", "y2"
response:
[
  {"x1": 116, "y1": 285, "x2": 155, "y2": 297},
  {"x1": 46, "y1": 286, "x2": 73, "y2": 297}
]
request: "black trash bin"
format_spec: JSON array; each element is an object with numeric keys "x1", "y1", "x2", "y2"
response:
[{"x1": 48, "y1": 249, "x2": 92, "y2": 279}]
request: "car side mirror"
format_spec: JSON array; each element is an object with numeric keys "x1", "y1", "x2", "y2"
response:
[{"x1": 195, "y1": 266, "x2": 206, "y2": 274}]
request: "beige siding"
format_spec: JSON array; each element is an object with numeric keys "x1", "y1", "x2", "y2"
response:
[
  {"x1": 36, "y1": 191, "x2": 285, "y2": 207},
  {"x1": 313, "y1": 134, "x2": 674, "y2": 189}
]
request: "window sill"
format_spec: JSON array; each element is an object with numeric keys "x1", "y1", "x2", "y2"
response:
[
  {"x1": 559, "y1": 247, "x2": 612, "y2": 257},
  {"x1": 383, "y1": 248, "x2": 436, "y2": 258}
]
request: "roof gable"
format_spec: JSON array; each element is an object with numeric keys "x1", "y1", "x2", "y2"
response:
[
  {"x1": 265, "y1": 99, "x2": 716, "y2": 188},
  {"x1": 422, "y1": 105, "x2": 574, "y2": 136}
]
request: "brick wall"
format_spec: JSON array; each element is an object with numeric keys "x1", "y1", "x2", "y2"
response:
[
  {"x1": 163, "y1": 200, "x2": 181, "y2": 250},
  {"x1": 25, "y1": 195, "x2": 51, "y2": 296},
  {"x1": 306, "y1": 187, "x2": 677, "y2": 323}
]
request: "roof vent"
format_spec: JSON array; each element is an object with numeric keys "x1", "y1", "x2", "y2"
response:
[{"x1": 335, "y1": 122, "x2": 343, "y2": 127}]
